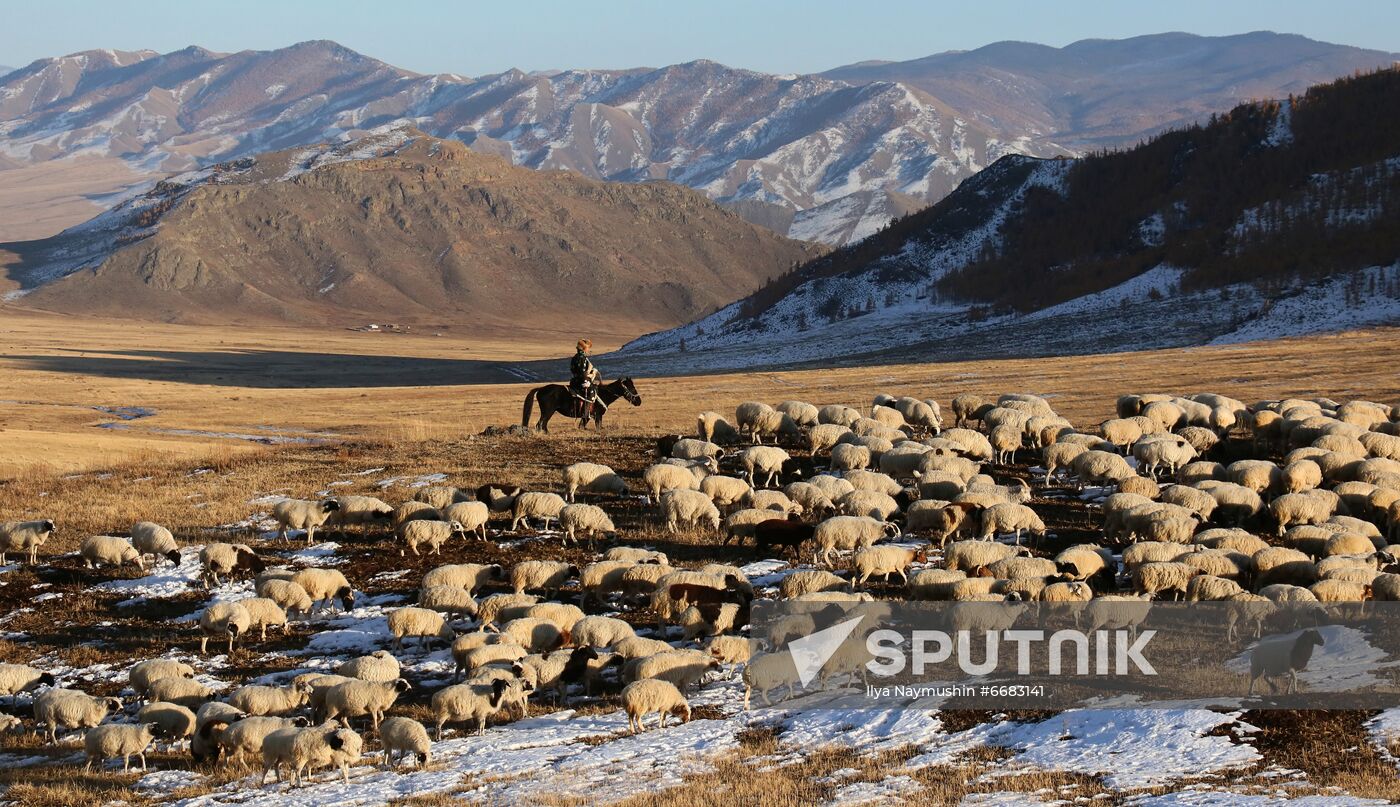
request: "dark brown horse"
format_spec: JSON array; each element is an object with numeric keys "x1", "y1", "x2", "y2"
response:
[{"x1": 521, "y1": 377, "x2": 642, "y2": 433}]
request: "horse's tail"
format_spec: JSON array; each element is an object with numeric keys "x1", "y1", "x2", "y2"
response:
[{"x1": 522, "y1": 387, "x2": 541, "y2": 429}]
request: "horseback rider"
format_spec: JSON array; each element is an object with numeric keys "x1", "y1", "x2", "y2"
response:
[{"x1": 569, "y1": 338, "x2": 600, "y2": 426}]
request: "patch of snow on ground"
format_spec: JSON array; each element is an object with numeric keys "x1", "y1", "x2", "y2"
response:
[{"x1": 1225, "y1": 624, "x2": 1400, "y2": 692}]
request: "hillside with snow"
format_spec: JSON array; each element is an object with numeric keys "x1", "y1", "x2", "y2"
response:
[
  {"x1": 0, "y1": 34, "x2": 1395, "y2": 245},
  {"x1": 615, "y1": 69, "x2": 1400, "y2": 373}
]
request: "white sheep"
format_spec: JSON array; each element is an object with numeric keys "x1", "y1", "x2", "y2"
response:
[
  {"x1": 629, "y1": 649, "x2": 718, "y2": 692},
  {"x1": 218, "y1": 715, "x2": 308, "y2": 765},
  {"x1": 291, "y1": 568, "x2": 356, "y2": 613},
  {"x1": 0, "y1": 662, "x2": 55, "y2": 695},
  {"x1": 326, "y1": 494, "x2": 396, "y2": 536},
  {"x1": 830, "y1": 443, "x2": 872, "y2": 472},
  {"x1": 563, "y1": 462, "x2": 629, "y2": 501},
  {"x1": 605, "y1": 546, "x2": 668, "y2": 565},
  {"x1": 422, "y1": 563, "x2": 504, "y2": 596},
  {"x1": 475, "y1": 593, "x2": 539, "y2": 629},
  {"x1": 818, "y1": 405, "x2": 862, "y2": 427},
  {"x1": 809, "y1": 423, "x2": 852, "y2": 454},
  {"x1": 511, "y1": 560, "x2": 577, "y2": 597},
  {"x1": 670, "y1": 438, "x2": 725, "y2": 461},
  {"x1": 660, "y1": 488, "x2": 721, "y2": 534},
  {"x1": 415, "y1": 486, "x2": 470, "y2": 510},
  {"x1": 1132, "y1": 561, "x2": 1199, "y2": 600},
  {"x1": 84, "y1": 722, "x2": 158, "y2": 772},
  {"x1": 388, "y1": 607, "x2": 456, "y2": 652},
  {"x1": 740, "y1": 445, "x2": 791, "y2": 488},
  {"x1": 200, "y1": 542, "x2": 264, "y2": 588},
  {"x1": 148, "y1": 676, "x2": 214, "y2": 708},
  {"x1": 979, "y1": 502, "x2": 1046, "y2": 544},
  {"x1": 134, "y1": 700, "x2": 197, "y2": 746},
  {"x1": 263, "y1": 723, "x2": 363, "y2": 786},
  {"x1": 697, "y1": 411, "x2": 742, "y2": 443},
  {"x1": 379, "y1": 715, "x2": 432, "y2": 769},
  {"x1": 807, "y1": 474, "x2": 857, "y2": 501},
  {"x1": 0, "y1": 519, "x2": 55, "y2": 564},
  {"x1": 1271, "y1": 491, "x2": 1343, "y2": 535},
  {"x1": 559, "y1": 503, "x2": 616, "y2": 547},
  {"x1": 240, "y1": 597, "x2": 289, "y2": 640},
  {"x1": 700, "y1": 475, "x2": 753, "y2": 510},
  {"x1": 571, "y1": 615, "x2": 637, "y2": 648},
  {"x1": 431, "y1": 678, "x2": 529, "y2": 738},
  {"x1": 510, "y1": 491, "x2": 567, "y2": 531},
  {"x1": 419, "y1": 584, "x2": 480, "y2": 618},
  {"x1": 944, "y1": 540, "x2": 1023, "y2": 573},
  {"x1": 130, "y1": 522, "x2": 181, "y2": 567},
  {"x1": 499, "y1": 617, "x2": 569, "y2": 653},
  {"x1": 257, "y1": 579, "x2": 315, "y2": 617},
  {"x1": 644, "y1": 461, "x2": 707, "y2": 501},
  {"x1": 272, "y1": 498, "x2": 341, "y2": 545},
  {"x1": 778, "y1": 570, "x2": 849, "y2": 599},
  {"x1": 33, "y1": 688, "x2": 122, "y2": 743},
  {"x1": 398, "y1": 519, "x2": 467, "y2": 556},
  {"x1": 813, "y1": 516, "x2": 897, "y2": 567},
  {"x1": 227, "y1": 682, "x2": 311, "y2": 717},
  {"x1": 722, "y1": 508, "x2": 789, "y2": 544},
  {"x1": 852, "y1": 545, "x2": 926, "y2": 586},
  {"x1": 907, "y1": 568, "x2": 968, "y2": 600},
  {"x1": 336, "y1": 650, "x2": 402, "y2": 683},
  {"x1": 844, "y1": 470, "x2": 905, "y2": 496},
  {"x1": 622, "y1": 678, "x2": 691, "y2": 733},
  {"x1": 322, "y1": 678, "x2": 411, "y2": 731},
  {"x1": 80, "y1": 535, "x2": 144, "y2": 571},
  {"x1": 778, "y1": 400, "x2": 821, "y2": 427},
  {"x1": 442, "y1": 501, "x2": 492, "y2": 541},
  {"x1": 1071, "y1": 450, "x2": 1135, "y2": 485},
  {"x1": 199, "y1": 601, "x2": 252, "y2": 654},
  {"x1": 743, "y1": 651, "x2": 802, "y2": 708}
]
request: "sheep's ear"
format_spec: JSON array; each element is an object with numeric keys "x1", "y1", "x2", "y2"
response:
[{"x1": 326, "y1": 732, "x2": 345, "y2": 750}]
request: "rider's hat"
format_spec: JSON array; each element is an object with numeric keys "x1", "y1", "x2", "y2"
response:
[{"x1": 577, "y1": 339, "x2": 592, "y2": 351}]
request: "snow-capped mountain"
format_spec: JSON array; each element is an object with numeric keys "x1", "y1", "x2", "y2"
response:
[
  {"x1": 1, "y1": 34, "x2": 1395, "y2": 245},
  {"x1": 616, "y1": 68, "x2": 1400, "y2": 373}
]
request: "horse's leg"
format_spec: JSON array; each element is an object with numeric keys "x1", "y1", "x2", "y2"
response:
[{"x1": 539, "y1": 403, "x2": 551, "y2": 433}]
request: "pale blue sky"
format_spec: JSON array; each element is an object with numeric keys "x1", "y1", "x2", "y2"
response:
[{"x1": 2, "y1": 0, "x2": 1395, "y2": 76}]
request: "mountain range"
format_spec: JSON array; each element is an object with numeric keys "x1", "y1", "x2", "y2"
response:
[
  {"x1": 1, "y1": 33, "x2": 1395, "y2": 245},
  {"x1": 618, "y1": 68, "x2": 1400, "y2": 373},
  {"x1": 0, "y1": 128, "x2": 820, "y2": 331}
]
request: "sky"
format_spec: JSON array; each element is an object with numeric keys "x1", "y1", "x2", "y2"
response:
[{"x1": 1, "y1": 0, "x2": 1396, "y2": 75}]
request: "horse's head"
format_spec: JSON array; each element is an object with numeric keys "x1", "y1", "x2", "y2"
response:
[{"x1": 619, "y1": 377, "x2": 642, "y2": 406}]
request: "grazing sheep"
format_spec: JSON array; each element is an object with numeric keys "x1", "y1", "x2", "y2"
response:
[
  {"x1": 148, "y1": 676, "x2": 214, "y2": 709},
  {"x1": 571, "y1": 615, "x2": 637, "y2": 648},
  {"x1": 510, "y1": 492, "x2": 567, "y2": 531},
  {"x1": 697, "y1": 411, "x2": 742, "y2": 444},
  {"x1": 273, "y1": 498, "x2": 341, "y2": 545},
  {"x1": 777, "y1": 400, "x2": 821, "y2": 427},
  {"x1": 394, "y1": 501, "x2": 441, "y2": 527},
  {"x1": 1132, "y1": 562, "x2": 1199, "y2": 600},
  {"x1": 1133, "y1": 435, "x2": 1197, "y2": 480},
  {"x1": 723, "y1": 508, "x2": 789, "y2": 545},
  {"x1": 629, "y1": 649, "x2": 719, "y2": 692},
  {"x1": 908, "y1": 568, "x2": 968, "y2": 600},
  {"x1": 670, "y1": 438, "x2": 725, "y2": 462},
  {"x1": 256, "y1": 579, "x2": 315, "y2": 617},
  {"x1": 239, "y1": 597, "x2": 290, "y2": 640},
  {"x1": 614, "y1": 636, "x2": 677, "y2": 661},
  {"x1": 499, "y1": 617, "x2": 568, "y2": 653},
  {"x1": 644, "y1": 462, "x2": 705, "y2": 501},
  {"x1": 431, "y1": 678, "x2": 528, "y2": 738},
  {"x1": 200, "y1": 542, "x2": 265, "y2": 588},
  {"x1": 743, "y1": 651, "x2": 803, "y2": 708},
  {"x1": 944, "y1": 540, "x2": 1024, "y2": 573},
  {"x1": 1055, "y1": 546, "x2": 1112, "y2": 581},
  {"x1": 79, "y1": 535, "x2": 144, "y2": 571},
  {"x1": 737, "y1": 402, "x2": 799, "y2": 444},
  {"x1": 705, "y1": 635, "x2": 752, "y2": 665},
  {"x1": 661, "y1": 488, "x2": 721, "y2": 534},
  {"x1": 1082, "y1": 595, "x2": 1153, "y2": 639},
  {"x1": 1310, "y1": 579, "x2": 1371, "y2": 602},
  {"x1": 128, "y1": 659, "x2": 195, "y2": 700},
  {"x1": 605, "y1": 547, "x2": 668, "y2": 565},
  {"x1": 442, "y1": 501, "x2": 492, "y2": 541},
  {"x1": 818, "y1": 405, "x2": 863, "y2": 427},
  {"x1": 1228, "y1": 460, "x2": 1284, "y2": 497},
  {"x1": 322, "y1": 678, "x2": 411, "y2": 731},
  {"x1": 336, "y1": 650, "x2": 402, "y2": 683},
  {"x1": 263, "y1": 723, "x2": 363, "y2": 786},
  {"x1": 700, "y1": 475, "x2": 754, "y2": 511},
  {"x1": 622, "y1": 679, "x2": 691, "y2": 733},
  {"x1": 422, "y1": 563, "x2": 504, "y2": 596},
  {"x1": 84, "y1": 722, "x2": 158, "y2": 772},
  {"x1": 0, "y1": 662, "x2": 56, "y2": 696},
  {"x1": 511, "y1": 560, "x2": 577, "y2": 597},
  {"x1": 1271, "y1": 491, "x2": 1342, "y2": 535},
  {"x1": 0, "y1": 519, "x2": 55, "y2": 564},
  {"x1": 452, "y1": 638, "x2": 525, "y2": 682},
  {"x1": 830, "y1": 443, "x2": 872, "y2": 472},
  {"x1": 218, "y1": 715, "x2": 309, "y2": 765},
  {"x1": 476, "y1": 593, "x2": 540, "y2": 629},
  {"x1": 419, "y1": 584, "x2": 480, "y2": 618},
  {"x1": 388, "y1": 607, "x2": 456, "y2": 652},
  {"x1": 849, "y1": 543, "x2": 926, "y2": 586},
  {"x1": 1248, "y1": 629, "x2": 1325, "y2": 695},
  {"x1": 130, "y1": 522, "x2": 181, "y2": 567},
  {"x1": 579, "y1": 561, "x2": 636, "y2": 607},
  {"x1": 813, "y1": 516, "x2": 898, "y2": 567},
  {"x1": 134, "y1": 701, "x2": 196, "y2": 746},
  {"x1": 1071, "y1": 450, "x2": 1135, "y2": 486},
  {"x1": 379, "y1": 716, "x2": 432, "y2": 769},
  {"x1": 1186, "y1": 575, "x2": 1246, "y2": 602},
  {"x1": 290, "y1": 568, "x2": 355, "y2": 614},
  {"x1": 326, "y1": 495, "x2": 395, "y2": 537},
  {"x1": 809, "y1": 423, "x2": 852, "y2": 454},
  {"x1": 414, "y1": 486, "x2": 470, "y2": 510},
  {"x1": 1043, "y1": 442, "x2": 1089, "y2": 484},
  {"x1": 227, "y1": 683, "x2": 311, "y2": 717},
  {"x1": 199, "y1": 601, "x2": 252, "y2": 654},
  {"x1": 562, "y1": 462, "x2": 628, "y2": 501},
  {"x1": 1259, "y1": 584, "x2": 1320, "y2": 603},
  {"x1": 1040, "y1": 581, "x2": 1094, "y2": 602},
  {"x1": 33, "y1": 688, "x2": 122, "y2": 743},
  {"x1": 979, "y1": 503, "x2": 1046, "y2": 545},
  {"x1": 778, "y1": 570, "x2": 849, "y2": 599},
  {"x1": 808, "y1": 474, "x2": 857, "y2": 502},
  {"x1": 475, "y1": 484, "x2": 524, "y2": 515},
  {"x1": 740, "y1": 445, "x2": 792, "y2": 488},
  {"x1": 559, "y1": 503, "x2": 616, "y2": 547}
]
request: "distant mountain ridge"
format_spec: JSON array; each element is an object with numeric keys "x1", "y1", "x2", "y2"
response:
[
  {"x1": 0, "y1": 127, "x2": 821, "y2": 331},
  {"x1": 1, "y1": 33, "x2": 1395, "y2": 244},
  {"x1": 618, "y1": 68, "x2": 1400, "y2": 373}
]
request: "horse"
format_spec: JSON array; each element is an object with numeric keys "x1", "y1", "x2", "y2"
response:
[{"x1": 521, "y1": 377, "x2": 642, "y2": 433}]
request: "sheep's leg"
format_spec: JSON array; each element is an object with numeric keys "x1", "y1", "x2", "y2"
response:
[{"x1": 139, "y1": 751, "x2": 147, "y2": 771}]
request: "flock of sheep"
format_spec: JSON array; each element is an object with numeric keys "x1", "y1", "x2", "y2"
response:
[{"x1": 2, "y1": 387, "x2": 1400, "y2": 788}]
